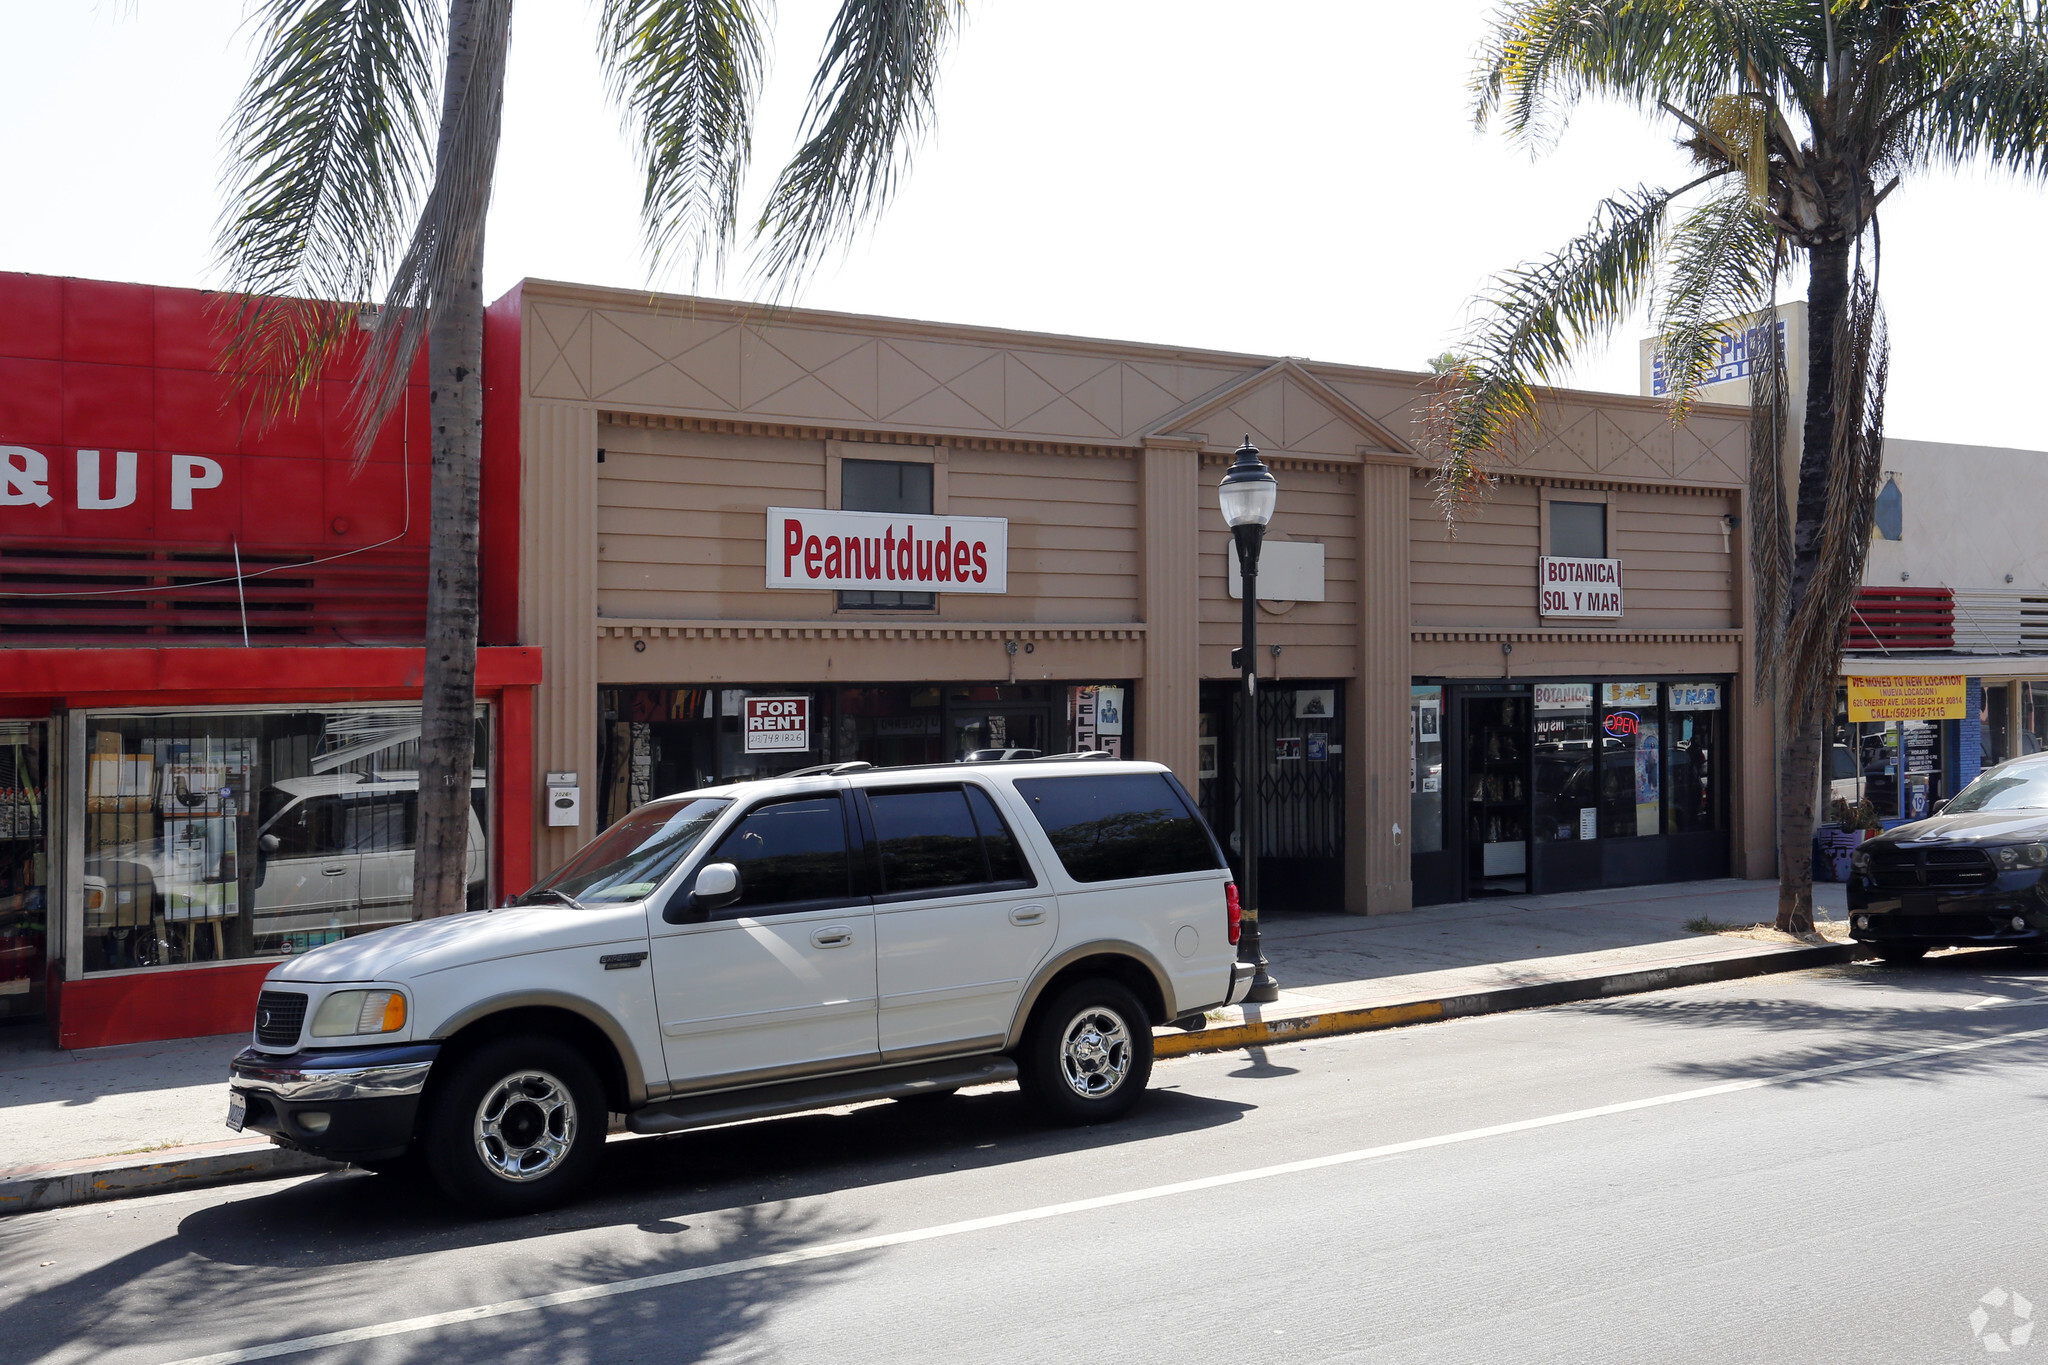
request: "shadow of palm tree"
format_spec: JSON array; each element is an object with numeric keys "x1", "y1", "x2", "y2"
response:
[{"x1": 1, "y1": 1085, "x2": 1251, "y2": 1363}]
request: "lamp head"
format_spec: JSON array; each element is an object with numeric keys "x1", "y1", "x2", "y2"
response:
[{"x1": 1218, "y1": 436, "x2": 1278, "y2": 529}]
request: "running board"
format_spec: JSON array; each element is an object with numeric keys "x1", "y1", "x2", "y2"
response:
[{"x1": 625, "y1": 1055, "x2": 1020, "y2": 1136}]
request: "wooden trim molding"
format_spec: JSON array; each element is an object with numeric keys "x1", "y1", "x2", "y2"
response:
[
  {"x1": 1410, "y1": 465, "x2": 1737, "y2": 498},
  {"x1": 599, "y1": 620, "x2": 1146, "y2": 642},
  {"x1": 599, "y1": 411, "x2": 1131, "y2": 461},
  {"x1": 1412, "y1": 628, "x2": 1746, "y2": 644}
]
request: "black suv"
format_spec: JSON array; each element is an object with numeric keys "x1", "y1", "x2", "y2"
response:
[{"x1": 1847, "y1": 753, "x2": 2048, "y2": 963}]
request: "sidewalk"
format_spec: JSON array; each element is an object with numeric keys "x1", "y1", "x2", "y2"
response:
[
  {"x1": 1157, "y1": 877, "x2": 1856, "y2": 1057},
  {"x1": 0, "y1": 877, "x2": 1858, "y2": 1213}
]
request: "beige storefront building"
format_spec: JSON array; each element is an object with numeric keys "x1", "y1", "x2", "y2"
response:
[{"x1": 494, "y1": 280, "x2": 1771, "y2": 913}]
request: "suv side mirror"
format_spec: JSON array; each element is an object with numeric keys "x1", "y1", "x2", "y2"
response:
[
  {"x1": 1931, "y1": 799, "x2": 1949, "y2": 817},
  {"x1": 663, "y1": 862, "x2": 741, "y2": 924},
  {"x1": 259, "y1": 833, "x2": 281, "y2": 854}
]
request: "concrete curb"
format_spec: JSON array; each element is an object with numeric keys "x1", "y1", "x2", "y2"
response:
[
  {"x1": 1154, "y1": 942, "x2": 1865, "y2": 1059},
  {"x1": 0, "y1": 1140, "x2": 338, "y2": 1216}
]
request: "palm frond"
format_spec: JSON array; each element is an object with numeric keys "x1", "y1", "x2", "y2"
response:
[
  {"x1": 351, "y1": 0, "x2": 512, "y2": 464},
  {"x1": 598, "y1": 0, "x2": 769, "y2": 283},
  {"x1": 1882, "y1": 8, "x2": 2048, "y2": 177},
  {"x1": 1434, "y1": 183, "x2": 1688, "y2": 504},
  {"x1": 216, "y1": 0, "x2": 442, "y2": 412},
  {"x1": 1474, "y1": 0, "x2": 1812, "y2": 145},
  {"x1": 1654, "y1": 182, "x2": 1782, "y2": 421},
  {"x1": 752, "y1": 0, "x2": 960, "y2": 291}
]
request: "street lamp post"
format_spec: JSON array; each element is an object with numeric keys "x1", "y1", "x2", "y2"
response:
[{"x1": 1219, "y1": 436, "x2": 1281, "y2": 1004}]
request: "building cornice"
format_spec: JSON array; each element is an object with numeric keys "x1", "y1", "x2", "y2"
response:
[{"x1": 599, "y1": 620, "x2": 1146, "y2": 642}]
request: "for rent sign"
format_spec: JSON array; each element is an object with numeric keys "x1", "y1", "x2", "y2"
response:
[
  {"x1": 1539, "y1": 556, "x2": 1624, "y2": 618},
  {"x1": 743, "y1": 697, "x2": 811, "y2": 753},
  {"x1": 766, "y1": 508, "x2": 1008, "y2": 593}
]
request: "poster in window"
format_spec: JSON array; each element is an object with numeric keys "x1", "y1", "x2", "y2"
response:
[
  {"x1": 1416, "y1": 697, "x2": 1441, "y2": 741},
  {"x1": 1198, "y1": 737, "x2": 1218, "y2": 780},
  {"x1": 1095, "y1": 686, "x2": 1124, "y2": 737},
  {"x1": 1274, "y1": 737, "x2": 1304, "y2": 761},
  {"x1": 1295, "y1": 689, "x2": 1336, "y2": 720},
  {"x1": 161, "y1": 816, "x2": 239, "y2": 922},
  {"x1": 1634, "y1": 717, "x2": 1662, "y2": 836},
  {"x1": 1603, "y1": 681, "x2": 1659, "y2": 707},
  {"x1": 1306, "y1": 732, "x2": 1329, "y2": 762},
  {"x1": 1667, "y1": 682, "x2": 1722, "y2": 711}
]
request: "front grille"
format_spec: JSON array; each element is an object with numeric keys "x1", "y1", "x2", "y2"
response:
[
  {"x1": 254, "y1": 990, "x2": 308, "y2": 1047},
  {"x1": 1869, "y1": 847, "x2": 1997, "y2": 889},
  {"x1": 1874, "y1": 914, "x2": 2026, "y2": 938}
]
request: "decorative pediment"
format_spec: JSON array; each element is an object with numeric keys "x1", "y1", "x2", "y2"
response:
[{"x1": 1142, "y1": 359, "x2": 1417, "y2": 463}]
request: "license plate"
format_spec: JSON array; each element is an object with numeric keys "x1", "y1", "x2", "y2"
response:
[{"x1": 226, "y1": 1091, "x2": 247, "y2": 1133}]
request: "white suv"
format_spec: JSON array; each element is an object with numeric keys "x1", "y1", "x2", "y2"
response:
[{"x1": 228, "y1": 756, "x2": 1253, "y2": 1213}]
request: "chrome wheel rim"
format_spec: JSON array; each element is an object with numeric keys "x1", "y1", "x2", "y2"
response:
[
  {"x1": 1058, "y1": 1006, "x2": 1132, "y2": 1100},
  {"x1": 473, "y1": 1068, "x2": 577, "y2": 1183}
]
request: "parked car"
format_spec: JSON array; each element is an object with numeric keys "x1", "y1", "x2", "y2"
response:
[
  {"x1": 1847, "y1": 752, "x2": 2048, "y2": 963},
  {"x1": 226, "y1": 756, "x2": 1253, "y2": 1213},
  {"x1": 83, "y1": 774, "x2": 487, "y2": 948}
]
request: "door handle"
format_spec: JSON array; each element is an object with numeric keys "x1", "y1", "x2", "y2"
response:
[
  {"x1": 320, "y1": 867, "x2": 348, "y2": 876},
  {"x1": 811, "y1": 926, "x2": 854, "y2": 948},
  {"x1": 1008, "y1": 905, "x2": 1047, "y2": 926}
]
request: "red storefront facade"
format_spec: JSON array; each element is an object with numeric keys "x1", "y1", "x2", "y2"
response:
[{"x1": 0, "y1": 272, "x2": 534, "y2": 1049}]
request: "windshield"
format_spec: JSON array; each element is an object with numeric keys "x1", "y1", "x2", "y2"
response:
[
  {"x1": 1946, "y1": 764, "x2": 2048, "y2": 814},
  {"x1": 518, "y1": 798, "x2": 731, "y2": 905}
]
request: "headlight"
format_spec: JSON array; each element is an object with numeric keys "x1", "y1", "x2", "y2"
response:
[
  {"x1": 310, "y1": 989, "x2": 408, "y2": 1038},
  {"x1": 1993, "y1": 843, "x2": 2048, "y2": 871}
]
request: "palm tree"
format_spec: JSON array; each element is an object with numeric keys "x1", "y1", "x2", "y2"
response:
[
  {"x1": 1438, "y1": 0, "x2": 2048, "y2": 931},
  {"x1": 217, "y1": 0, "x2": 960, "y2": 918}
]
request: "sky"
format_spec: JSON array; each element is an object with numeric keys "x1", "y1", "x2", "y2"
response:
[{"x1": 4, "y1": 0, "x2": 2043, "y2": 449}]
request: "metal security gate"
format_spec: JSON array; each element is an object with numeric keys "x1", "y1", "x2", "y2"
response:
[{"x1": 1198, "y1": 679, "x2": 1346, "y2": 911}]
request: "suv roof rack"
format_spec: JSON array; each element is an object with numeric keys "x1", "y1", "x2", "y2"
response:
[
  {"x1": 1027, "y1": 750, "x2": 1116, "y2": 762},
  {"x1": 779, "y1": 761, "x2": 875, "y2": 779}
]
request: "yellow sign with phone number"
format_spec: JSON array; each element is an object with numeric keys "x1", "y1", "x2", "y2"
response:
[{"x1": 1846, "y1": 675, "x2": 1967, "y2": 722}]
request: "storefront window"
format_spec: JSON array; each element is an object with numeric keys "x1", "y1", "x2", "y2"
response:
[
  {"x1": 1665, "y1": 682, "x2": 1724, "y2": 832},
  {"x1": 1410, "y1": 686, "x2": 1443, "y2": 854},
  {"x1": 1827, "y1": 688, "x2": 1945, "y2": 824},
  {"x1": 81, "y1": 706, "x2": 490, "y2": 973},
  {"x1": 1533, "y1": 683, "x2": 1597, "y2": 841},
  {"x1": 0, "y1": 722, "x2": 49, "y2": 1015},
  {"x1": 1599, "y1": 682, "x2": 1661, "y2": 838}
]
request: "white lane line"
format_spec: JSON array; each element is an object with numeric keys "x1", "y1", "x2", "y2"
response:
[{"x1": 160, "y1": 1023, "x2": 2048, "y2": 1365}]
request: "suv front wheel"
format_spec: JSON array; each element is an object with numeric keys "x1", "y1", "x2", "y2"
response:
[
  {"x1": 421, "y1": 1033, "x2": 606, "y2": 1215},
  {"x1": 1017, "y1": 978, "x2": 1153, "y2": 1124}
]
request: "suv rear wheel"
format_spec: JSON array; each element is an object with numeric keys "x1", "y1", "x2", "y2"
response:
[
  {"x1": 421, "y1": 1033, "x2": 606, "y2": 1215},
  {"x1": 1016, "y1": 978, "x2": 1153, "y2": 1125}
]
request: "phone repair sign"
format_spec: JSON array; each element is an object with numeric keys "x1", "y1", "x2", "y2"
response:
[{"x1": 743, "y1": 697, "x2": 811, "y2": 753}]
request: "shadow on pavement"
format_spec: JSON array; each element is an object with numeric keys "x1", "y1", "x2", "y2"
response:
[
  {"x1": 0, "y1": 1085, "x2": 1249, "y2": 1364},
  {"x1": 1562, "y1": 948, "x2": 2048, "y2": 1091}
]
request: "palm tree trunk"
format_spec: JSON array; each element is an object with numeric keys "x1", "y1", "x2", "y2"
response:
[
  {"x1": 412, "y1": 0, "x2": 493, "y2": 919},
  {"x1": 1775, "y1": 235, "x2": 1854, "y2": 934}
]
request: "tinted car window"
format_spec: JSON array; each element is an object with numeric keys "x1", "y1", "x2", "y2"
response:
[
  {"x1": 710, "y1": 796, "x2": 852, "y2": 910},
  {"x1": 343, "y1": 794, "x2": 414, "y2": 854},
  {"x1": 264, "y1": 795, "x2": 345, "y2": 857},
  {"x1": 1947, "y1": 761, "x2": 2048, "y2": 812},
  {"x1": 1013, "y1": 773, "x2": 1221, "y2": 883},
  {"x1": 965, "y1": 784, "x2": 1032, "y2": 883},
  {"x1": 870, "y1": 787, "x2": 985, "y2": 893}
]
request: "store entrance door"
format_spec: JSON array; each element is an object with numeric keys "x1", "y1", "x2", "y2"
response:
[
  {"x1": 1460, "y1": 694, "x2": 1530, "y2": 897},
  {"x1": 0, "y1": 721, "x2": 49, "y2": 1026}
]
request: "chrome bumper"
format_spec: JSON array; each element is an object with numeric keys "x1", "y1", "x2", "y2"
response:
[
  {"x1": 230, "y1": 1043, "x2": 439, "y2": 1103},
  {"x1": 1224, "y1": 961, "x2": 1257, "y2": 1006}
]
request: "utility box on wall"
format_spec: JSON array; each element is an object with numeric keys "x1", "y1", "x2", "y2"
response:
[{"x1": 545, "y1": 771, "x2": 581, "y2": 827}]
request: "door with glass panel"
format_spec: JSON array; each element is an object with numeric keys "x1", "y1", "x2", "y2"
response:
[
  {"x1": 863, "y1": 782, "x2": 1052, "y2": 1056},
  {"x1": 652, "y1": 793, "x2": 880, "y2": 1089},
  {"x1": 0, "y1": 722, "x2": 50, "y2": 1021},
  {"x1": 1462, "y1": 695, "x2": 1530, "y2": 896}
]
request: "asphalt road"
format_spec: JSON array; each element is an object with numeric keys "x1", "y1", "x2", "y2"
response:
[{"x1": 9, "y1": 952, "x2": 2048, "y2": 1365}]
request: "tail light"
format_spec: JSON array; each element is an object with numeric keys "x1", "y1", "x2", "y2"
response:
[{"x1": 1225, "y1": 883, "x2": 1242, "y2": 945}]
